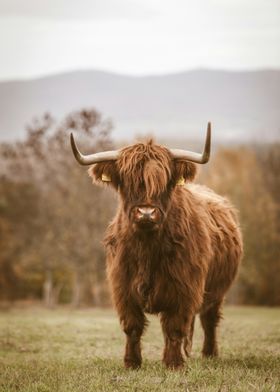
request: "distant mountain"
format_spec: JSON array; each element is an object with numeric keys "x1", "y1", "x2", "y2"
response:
[{"x1": 0, "y1": 69, "x2": 279, "y2": 143}]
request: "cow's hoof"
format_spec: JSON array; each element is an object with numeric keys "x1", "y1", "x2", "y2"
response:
[
  {"x1": 202, "y1": 348, "x2": 218, "y2": 358},
  {"x1": 124, "y1": 359, "x2": 141, "y2": 369},
  {"x1": 163, "y1": 359, "x2": 184, "y2": 370}
]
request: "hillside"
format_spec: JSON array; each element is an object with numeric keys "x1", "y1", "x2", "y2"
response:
[{"x1": 0, "y1": 69, "x2": 279, "y2": 142}]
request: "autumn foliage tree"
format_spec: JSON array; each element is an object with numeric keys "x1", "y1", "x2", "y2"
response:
[
  {"x1": 201, "y1": 144, "x2": 280, "y2": 305},
  {"x1": 0, "y1": 109, "x2": 116, "y2": 307}
]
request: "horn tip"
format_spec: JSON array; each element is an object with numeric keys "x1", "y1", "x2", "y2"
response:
[
  {"x1": 70, "y1": 132, "x2": 79, "y2": 153},
  {"x1": 70, "y1": 132, "x2": 83, "y2": 164},
  {"x1": 206, "y1": 121, "x2": 212, "y2": 141},
  {"x1": 202, "y1": 121, "x2": 211, "y2": 163}
]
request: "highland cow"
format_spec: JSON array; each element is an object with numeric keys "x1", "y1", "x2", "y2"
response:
[{"x1": 70, "y1": 123, "x2": 243, "y2": 369}]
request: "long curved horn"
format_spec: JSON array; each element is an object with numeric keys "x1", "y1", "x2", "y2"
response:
[
  {"x1": 170, "y1": 122, "x2": 211, "y2": 164},
  {"x1": 70, "y1": 133, "x2": 119, "y2": 165}
]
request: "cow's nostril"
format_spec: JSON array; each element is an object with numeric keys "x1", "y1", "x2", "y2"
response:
[
  {"x1": 138, "y1": 207, "x2": 156, "y2": 216},
  {"x1": 133, "y1": 206, "x2": 161, "y2": 228}
]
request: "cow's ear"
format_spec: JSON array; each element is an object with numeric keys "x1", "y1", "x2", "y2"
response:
[
  {"x1": 88, "y1": 161, "x2": 120, "y2": 190},
  {"x1": 173, "y1": 160, "x2": 197, "y2": 185}
]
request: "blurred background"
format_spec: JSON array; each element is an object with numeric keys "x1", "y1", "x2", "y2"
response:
[{"x1": 0, "y1": 0, "x2": 279, "y2": 307}]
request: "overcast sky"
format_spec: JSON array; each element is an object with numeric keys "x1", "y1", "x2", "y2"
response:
[{"x1": 0, "y1": 0, "x2": 279, "y2": 80}]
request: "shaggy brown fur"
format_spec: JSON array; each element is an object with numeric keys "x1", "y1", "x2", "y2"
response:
[{"x1": 89, "y1": 140, "x2": 243, "y2": 369}]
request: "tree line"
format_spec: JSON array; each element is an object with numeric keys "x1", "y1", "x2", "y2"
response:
[{"x1": 0, "y1": 109, "x2": 279, "y2": 306}]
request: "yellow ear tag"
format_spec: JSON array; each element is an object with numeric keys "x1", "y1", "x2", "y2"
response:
[
  {"x1": 101, "y1": 173, "x2": 111, "y2": 182},
  {"x1": 177, "y1": 176, "x2": 185, "y2": 186}
]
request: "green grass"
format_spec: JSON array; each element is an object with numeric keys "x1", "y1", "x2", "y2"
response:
[{"x1": 0, "y1": 306, "x2": 279, "y2": 391}]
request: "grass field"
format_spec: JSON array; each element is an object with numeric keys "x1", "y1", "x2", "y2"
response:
[{"x1": 0, "y1": 306, "x2": 279, "y2": 391}]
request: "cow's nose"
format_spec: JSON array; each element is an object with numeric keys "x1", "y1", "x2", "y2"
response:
[{"x1": 137, "y1": 207, "x2": 156, "y2": 220}]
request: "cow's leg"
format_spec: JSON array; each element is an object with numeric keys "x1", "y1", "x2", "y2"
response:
[
  {"x1": 200, "y1": 301, "x2": 222, "y2": 357},
  {"x1": 121, "y1": 306, "x2": 147, "y2": 369},
  {"x1": 183, "y1": 315, "x2": 195, "y2": 357},
  {"x1": 160, "y1": 312, "x2": 193, "y2": 369}
]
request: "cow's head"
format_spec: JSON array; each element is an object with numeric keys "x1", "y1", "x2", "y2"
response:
[{"x1": 70, "y1": 123, "x2": 211, "y2": 232}]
